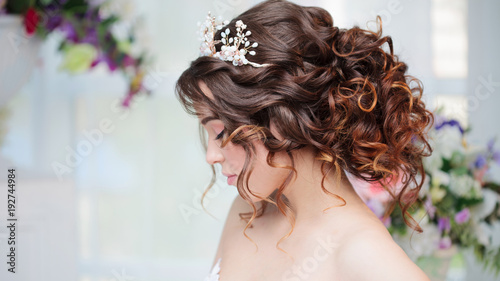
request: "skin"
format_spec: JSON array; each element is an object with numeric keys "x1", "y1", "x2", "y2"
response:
[{"x1": 198, "y1": 81, "x2": 431, "y2": 281}]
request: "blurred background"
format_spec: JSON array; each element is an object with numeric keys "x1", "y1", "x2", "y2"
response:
[{"x1": 0, "y1": 0, "x2": 499, "y2": 280}]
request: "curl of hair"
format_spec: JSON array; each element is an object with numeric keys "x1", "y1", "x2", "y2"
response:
[{"x1": 176, "y1": 0, "x2": 433, "y2": 254}]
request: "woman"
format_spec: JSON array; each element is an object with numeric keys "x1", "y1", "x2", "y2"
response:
[{"x1": 176, "y1": 0, "x2": 433, "y2": 280}]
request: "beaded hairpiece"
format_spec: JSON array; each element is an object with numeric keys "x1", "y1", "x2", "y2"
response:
[{"x1": 198, "y1": 12, "x2": 270, "y2": 68}]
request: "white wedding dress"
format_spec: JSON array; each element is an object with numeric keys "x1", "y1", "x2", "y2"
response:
[{"x1": 203, "y1": 258, "x2": 221, "y2": 281}]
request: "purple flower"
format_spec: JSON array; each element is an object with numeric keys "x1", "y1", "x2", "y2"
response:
[
  {"x1": 424, "y1": 197, "x2": 436, "y2": 219},
  {"x1": 493, "y1": 151, "x2": 500, "y2": 165},
  {"x1": 487, "y1": 138, "x2": 496, "y2": 153},
  {"x1": 81, "y1": 28, "x2": 99, "y2": 46},
  {"x1": 104, "y1": 56, "x2": 118, "y2": 71},
  {"x1": 90, "y1": 53, "x2": 117, "y2": 71},
  {"x1": 439, "y1": 236, "x2": 452, "y2": 249},
  {"x1": 122, "y1": 92, "x2": 133, "y2": 107},
  {"x1": 122, "y1": 55, "x2": 136, "y2": 68},
  {"x1": 365, "y1": 199, "x2": 384, "y2": 217},
  {"x1": 60, "y1": 21, "x2": 78, "y2": 43},
  {"x1": 455, "y1": 208, "x2": 470, "y2": 224},
  {"x1": 438, "y1": 217, "x2": 451, "y2": 233},
  {"x1": 41, "y1": 4, "x2": 64, "y2": 31},
  {"x1": 46, "y1": 15, "x2": 63, "y2": 31},
  {"x1": 435, "y1": 119, "x2": 465, "y2": 135},
  {"x1": 474, "y1": 155, "x2": 487, "y2": 169},
  {"x1": 381, "y1": 216, "x2": 391, "y2": 228}
]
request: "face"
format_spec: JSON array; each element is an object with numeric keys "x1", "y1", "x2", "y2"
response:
[{"x1": 197, "y1": 81, "x2": 290, "y2": 203}]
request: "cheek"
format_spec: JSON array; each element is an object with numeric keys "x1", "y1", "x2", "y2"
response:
[
  {"x1": 245, "y1": 141, "x2": 290, "y2": 200},
  {"x1": 224, "y1": 143, "x2": 247, "y2": 171}
]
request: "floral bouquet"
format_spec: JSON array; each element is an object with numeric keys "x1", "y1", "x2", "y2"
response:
[
  {"x1": 0, "y1": 0, "x2": 150, "y2": 106},
  {"x1": 352, "y1": 112, "x2": 500, "y2": 277}
]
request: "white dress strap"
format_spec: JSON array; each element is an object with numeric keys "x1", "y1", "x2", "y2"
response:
[{"x1": 204, "y1": 257, "x2": 221, "y2": 281}]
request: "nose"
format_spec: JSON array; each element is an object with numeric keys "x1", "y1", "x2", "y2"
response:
[{"x1": 205, "y1": 139, "x2": 224, "y2": 165}]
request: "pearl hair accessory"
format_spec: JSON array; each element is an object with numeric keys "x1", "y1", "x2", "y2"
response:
[{"x1": 198, "y1": 12, "x2": 270, "y2": 68}]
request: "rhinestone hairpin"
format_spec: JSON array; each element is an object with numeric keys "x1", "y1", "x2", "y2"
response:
[{"x1": 198, "y1": 12, "x2": 270, "y2": 68}]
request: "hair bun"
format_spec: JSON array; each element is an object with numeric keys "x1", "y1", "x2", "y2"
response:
[{"x1": 176, "y1": 0, "x2": 434, "y2": 240}]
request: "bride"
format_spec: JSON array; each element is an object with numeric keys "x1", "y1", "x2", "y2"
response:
[{"x1": 176, "y1": 0, "x2": 432, "y2": 280}]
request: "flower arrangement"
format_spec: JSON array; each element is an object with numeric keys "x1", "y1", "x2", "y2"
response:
[
  {"x1": 353, "y1": 111, "x2": 500, "y2": 276},
  {"x1": 0, "y1": 0, "x2": 150, "y2": 106}
]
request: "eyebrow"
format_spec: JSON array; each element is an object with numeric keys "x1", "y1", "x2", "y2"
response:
[{"x1": 200, "y1": 116, "x2": 218, "y2": 125}]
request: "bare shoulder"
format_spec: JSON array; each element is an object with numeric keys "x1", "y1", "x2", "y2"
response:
[
  {"x1": 335, "y1": 225, "x2": 430, "y2": 281},
  {"x1": 210, "y1": 195, "x2": 254, "y2": 266},
  {"x1": 223, "y1": 194, "x2": 256, "y2": 229}
]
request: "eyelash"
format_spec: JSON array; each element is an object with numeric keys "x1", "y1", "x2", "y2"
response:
[{"x1": 215, "y1": 129, "x2": 225, "y2": 140}]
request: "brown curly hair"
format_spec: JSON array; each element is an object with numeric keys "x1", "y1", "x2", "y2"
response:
[{"x1": 176, "y1": 0, "x2": 433, "y2": 253}]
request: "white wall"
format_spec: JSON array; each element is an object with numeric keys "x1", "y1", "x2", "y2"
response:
[{"x1": 467, "y1": 0, "x2": 500, "y2": 182}]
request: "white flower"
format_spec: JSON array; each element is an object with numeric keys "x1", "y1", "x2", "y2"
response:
[
  {"x1": 198, "y1": 13, "x2": 268, "y2": 67},
  {"x1": 431, "y1": 187, "x2": 446, "y2": 203},
  {"x1": 490, "y1": 221, "x2": 500, "y2": 249},
  {"x1": 418, "y1": 173, "x2": 431, "y2": 199},
  {"x1": 470, "y1": 189, "x2": 499, "y2": 221},
  {"x1": 430, "y1": 169, "x2": 450, "y2": 188},
  {"x1": 423, "y1": 153, "x2": 444, "y2": 175},
  {"x1": 448, "y1": 173, "x2": 482, "y2": 199},
  {"x1": 473, "y1": 220, "x2": 500, "y2": 252},
  {"x1": 472, "y1": 221, "x2": 493, "y2": 246},
  {"x1": 430, "y1": 126, "x2": 465, "y2": 160},
  {"x1": 393, "y1": 223, "x2": 441, "y2": 261}
]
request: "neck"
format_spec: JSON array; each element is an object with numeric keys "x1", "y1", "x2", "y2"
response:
[{"x1": 271, "y1": 146, "x2": 367, "y2": 224}]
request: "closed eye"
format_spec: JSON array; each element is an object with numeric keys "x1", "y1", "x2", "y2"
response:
[{"x1": 215, "y1": 129, "x2": 224, "y2": 140}]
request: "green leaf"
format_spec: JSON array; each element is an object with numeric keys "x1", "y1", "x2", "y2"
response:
[
  {"x1": 441, "y1": 158, "x2": 452, "y2": 172},
  {"x1": 62, "y1": 0, "x2": 89, "y2": 15},
  {"x1": 450, "y1": 151, "x2": 466, "y2": 167},
  {"x1": 437, "y1": 193, "x2": 455, "y2": 215},
  {"x1": 100, "y1": 15, "x2": 120, "y2": 28},
  {"x1": 456, "y1": 197, "x2": 482, "y2": 210},
  {"x1": 484, "y1": 182, "x2": 500, "y2": 192},
  {"x1": 63, "y1": 0, "x2": 87, "y2": 9},
  {"x1": 39, "y1": 0, "x2": 54, "y2": 5},
  {"x1": 451, "y1": 166, "x2": 468, "y2": 176},
  {"x1": 6, "y1": 0, "x2": 31, "y2": 14}
]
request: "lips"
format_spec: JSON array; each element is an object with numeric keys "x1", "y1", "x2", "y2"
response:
[
  {"x1": 226, "y1": 175, "x2": 237, "y2": 185},
  {"x1": 222, "y1": 172, "x2": 237, "y2": 185}
]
